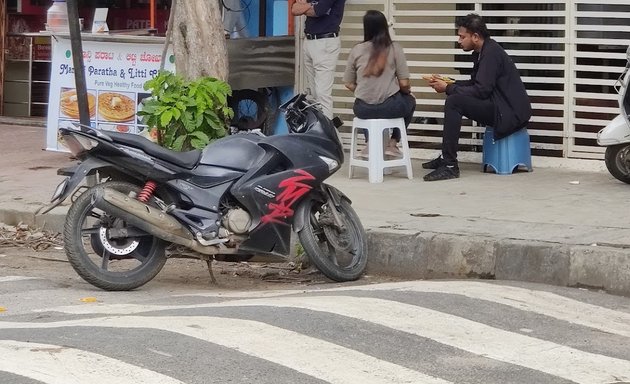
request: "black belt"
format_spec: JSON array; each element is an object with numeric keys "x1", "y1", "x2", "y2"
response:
[{"x1": 305, "y1": 32, "x2": 339, "y2": 40}]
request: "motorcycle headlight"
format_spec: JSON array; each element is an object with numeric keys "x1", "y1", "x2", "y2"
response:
[{"x1": 62, "y1": 132, "x2": 99, "y2": 156}]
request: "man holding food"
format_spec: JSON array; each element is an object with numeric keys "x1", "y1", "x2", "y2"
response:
[{"x1": 423, "y1": 13, "x2": 531, "y2": 181}]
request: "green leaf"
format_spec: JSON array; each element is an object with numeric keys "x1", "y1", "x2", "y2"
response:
[
  {"x1": 214, "y1": 126, "x2": 227, "y2": 138},
  {"x1": 160, "y1": 110, "x2": 173, "y2": 127},
  {"x1": 204, "y1": 112, "x2": 221, "y2": 128},
  {"x1": 189, "y1": 130, "x2": 210, "y2": 143},
  {"x1": 171, "y1": 107, "x2": 182, "y2": 120},
  {"x1": 190, "y1": 138, "x2": 207, "y2": 149},
  {"x1": 222, "y1": 106, "x2": 234, "y2": 120},
  {"x1": 172, "y1": 134, "x2": 187, "y2": 152},
  {"x1": 139, "y1": 103, "x2": 157, "y2": 114}
]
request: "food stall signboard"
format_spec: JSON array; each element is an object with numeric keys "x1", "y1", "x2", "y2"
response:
[{"x1": 46, "y1": 36, "x2": 174, "y2": 151}]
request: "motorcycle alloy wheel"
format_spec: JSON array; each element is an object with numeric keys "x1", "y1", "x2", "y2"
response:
[
  {"x1": 64, "y1": 181, "x2": 168, "y2": 291},
  {"x1": 604, "y1": 144, "x2": 630, "y2": 184},
  {"x1": 298, "y1": 199, "x2": 368, "y2": 282}
]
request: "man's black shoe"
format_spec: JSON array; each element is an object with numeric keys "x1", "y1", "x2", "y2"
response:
[
  {"x1": 421, "y1": 156, "x2": 445, "y2": 169},
  {"x1": 423, "y1": 164, "x2": 460, "y2": 181}
]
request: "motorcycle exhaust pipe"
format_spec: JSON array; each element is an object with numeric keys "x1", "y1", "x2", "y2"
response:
[{"x1": 91, "y1": 187, "x2": 218, "y2": 255}]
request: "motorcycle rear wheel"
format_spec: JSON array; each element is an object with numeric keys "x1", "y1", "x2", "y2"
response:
[
  {"x1": 604, "y1": 144, "x2": 630, "y2": 184},
  {"x1": 298, "y1": 199, "x2": 368, "y2": 282},
  {"x1": 64, "y1": 181, "x2": 168, "y2": 291}
]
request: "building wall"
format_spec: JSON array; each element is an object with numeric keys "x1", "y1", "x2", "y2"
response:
[{"x1": 331, "y1": 1, "x2": 630, "y2": 160}]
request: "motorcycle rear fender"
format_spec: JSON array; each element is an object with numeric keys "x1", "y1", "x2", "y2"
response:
[
  {"x1": 36, "y1": 157, "x2": 113, "y2": 215},
  {"x1": 293, "y1": 184, "x2": 352, "y2": 233},
  {"x1": 598, "y1": 114, "x2": 630, "y2": 146}
]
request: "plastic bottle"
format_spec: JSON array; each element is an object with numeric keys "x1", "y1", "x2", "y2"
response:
[{"x1": 47, "y1": 0, "x2": 69, "y2": 33}]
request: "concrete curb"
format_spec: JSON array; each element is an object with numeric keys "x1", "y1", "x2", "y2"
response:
[
  {"x1": 0, "y1": 117, "x2": 46, "y2": 128},
  {"x1": 366, "y1": 230, "x2": 630, "y2": 297},
  {"x1": 2, "y1": 207, "x2": 629, "y2": 297},
  {"x1": 0, "y1": 208, "x2": 66, "y2": 234}
]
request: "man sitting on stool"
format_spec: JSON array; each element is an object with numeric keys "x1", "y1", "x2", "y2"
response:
[{"x1": 423, "y1": 13, "x2": 531, "y2": 181}]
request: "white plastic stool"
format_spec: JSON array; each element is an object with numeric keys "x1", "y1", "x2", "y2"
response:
[{"x1": 348, "y1": 117, "x2": 413, "y2": 183}]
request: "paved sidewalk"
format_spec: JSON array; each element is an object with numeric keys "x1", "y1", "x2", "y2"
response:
[{"x1": 1, "y1": 123, "x2": 630, "y2": 295}]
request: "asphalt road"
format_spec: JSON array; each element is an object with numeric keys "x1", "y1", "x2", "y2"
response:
[{"x1": 1, "y1": 246, "x2": 630, "y2": 384}]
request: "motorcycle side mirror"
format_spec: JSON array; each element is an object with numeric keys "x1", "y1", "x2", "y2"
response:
[{"x1": 280, "y1": 93, "x2": 306, "y2": 112}]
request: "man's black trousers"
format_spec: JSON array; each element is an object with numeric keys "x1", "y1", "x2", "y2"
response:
[{"x1": 442, "y1": 94, "x2": 495, "y2": 165}]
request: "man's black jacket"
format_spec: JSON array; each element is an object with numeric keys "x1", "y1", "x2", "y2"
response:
[{"x1": 445, "y1": 38, "x2": 532, "y2": 139}]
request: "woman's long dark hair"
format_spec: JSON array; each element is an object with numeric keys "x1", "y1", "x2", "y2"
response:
[{"x1": 363, "y1": 10, "x2": 392, "y2": 77}]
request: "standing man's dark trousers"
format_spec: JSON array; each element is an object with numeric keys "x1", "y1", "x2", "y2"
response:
[{"x1": 442, "y1": 94, "x2": 495, "y2": 165}]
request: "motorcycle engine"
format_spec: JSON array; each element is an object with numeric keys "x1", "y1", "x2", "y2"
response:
[{"x1": 222, "y1": 208, "x2": 252, "y2": 234}]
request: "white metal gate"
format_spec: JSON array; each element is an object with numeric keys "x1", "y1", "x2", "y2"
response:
[{"x1": 329, "y1": 1, "x2": 630, "y2": 160}]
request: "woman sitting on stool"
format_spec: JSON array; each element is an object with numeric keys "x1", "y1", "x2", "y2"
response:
[{"x1": 343, "y1": 9, "x2": 416, "y2": 159}]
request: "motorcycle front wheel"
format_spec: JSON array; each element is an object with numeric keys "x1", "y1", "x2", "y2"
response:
[
  {"x1": 298, "y1": 198, "x2": 368, "y2": 282},
  {"x1": 604, "y1": 144, "x2": 630, "y2": 184},
  {"x1": 64, "y1": 181, "x2": 168, "y2": 291}
]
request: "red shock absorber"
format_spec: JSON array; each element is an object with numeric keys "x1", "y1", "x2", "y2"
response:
[{"x1": 137, "y1": 181, "x2": 157, "y2": 203}]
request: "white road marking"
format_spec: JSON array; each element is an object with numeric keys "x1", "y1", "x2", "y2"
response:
[
  {"x1": 217, "y1": 295, "x2": 630, "y2": 384},
  {"x1": 370, "y1": 281, "x2": 630, "y2": 338},
  {"x1": 0, "y1": 276, "x2": 39, "y2": 283},
  {"x1": 176, "y1": 280, "x2": 630, "y2": 338},
  {"x1": 29, "y1": 295, "x2": 630, "y2": 384},
  {"x1": 0, "y1": 340, "x2": 184, "y2": 384},
  {"x1": 0, "y1": 316, "x2": 452, "y2": 384}
]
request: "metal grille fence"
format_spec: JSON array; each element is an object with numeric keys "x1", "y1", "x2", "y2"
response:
[{"x1": 331, "y1": 1, "x2": 630, "y2": 161}]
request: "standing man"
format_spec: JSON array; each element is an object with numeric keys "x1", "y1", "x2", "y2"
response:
[
  {"x1": 423, "y1": 13, "x2": 531, "y2": 181},
  {"x1": 292, "y1": 0, "x2": 346, "y2": 119}
]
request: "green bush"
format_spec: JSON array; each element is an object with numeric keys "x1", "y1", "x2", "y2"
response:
[{"x1": 138, "y1": 71, "x2": 234, "y2": 151}]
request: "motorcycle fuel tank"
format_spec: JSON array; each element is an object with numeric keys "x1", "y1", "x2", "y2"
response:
[{"x1": 199, "y1": 134, "x2": 265, "y2": 171}]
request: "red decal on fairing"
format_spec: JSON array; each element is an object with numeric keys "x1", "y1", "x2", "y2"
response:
[{"x1": 261, "y1": 169, "x2": 315, "y2": 224}]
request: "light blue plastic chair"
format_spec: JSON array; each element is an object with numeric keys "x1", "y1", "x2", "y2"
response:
[{"x1": 482, "y1": 127, "x2": 532, "y2": 174}]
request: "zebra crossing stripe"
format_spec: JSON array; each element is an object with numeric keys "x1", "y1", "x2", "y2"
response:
[
  {"x1": 351, "y1": 281, "x2": 630, "y2": 339},
  {"x1": 0, "y1": 340, "x2": 184, "y2": 384},
  {"x1": 215, "y1": 295, "x2": 630, "y2": 384},
  {"x1": 0, "y1": 316, "x2": 453, "y2": 384},
  {"x1": 37, "y1": 296, "x2": 630, "y2": 384},
  {"x1": 51, "y1": 280, "x2": 630, "y2": 339}
]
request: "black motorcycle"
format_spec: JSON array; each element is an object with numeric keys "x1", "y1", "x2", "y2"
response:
[{"x1": 40, "y1": 94, "x2": 368, "y2": 291}]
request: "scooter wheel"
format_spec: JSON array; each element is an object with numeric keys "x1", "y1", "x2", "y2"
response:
[{"x1": 604, "y1": 144, "x2": 630, "y2": 184}]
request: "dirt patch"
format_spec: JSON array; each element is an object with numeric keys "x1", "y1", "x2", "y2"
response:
[
  {"x1": 0, "y1": 223, "x2": 397, "y2": 291},
  {"x1": 0, "y1": 245, "x2": 324, "y2": 290},
  {"x1": 0, "y1": 223, "x2": 63, "y2": 251},
  {"x1": 0, "y1": 246, "x2": 396, "y2": 291}
]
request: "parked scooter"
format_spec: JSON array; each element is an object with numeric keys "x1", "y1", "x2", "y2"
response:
[
  {"x1": 39, "y1": 94, "x2": 368, "y2": 290},
  {"x1": 597, "y1": 46, "x2": 630, "y2": 183}
]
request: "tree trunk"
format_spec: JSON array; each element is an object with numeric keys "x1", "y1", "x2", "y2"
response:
[{"x1": 172, "y1": 1, "x2": 228, "y2": 81}]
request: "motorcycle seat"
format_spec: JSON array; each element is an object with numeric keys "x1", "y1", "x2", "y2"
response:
[{"x1": 104, "y1": 131, "x2": 201, "y2": 169}]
